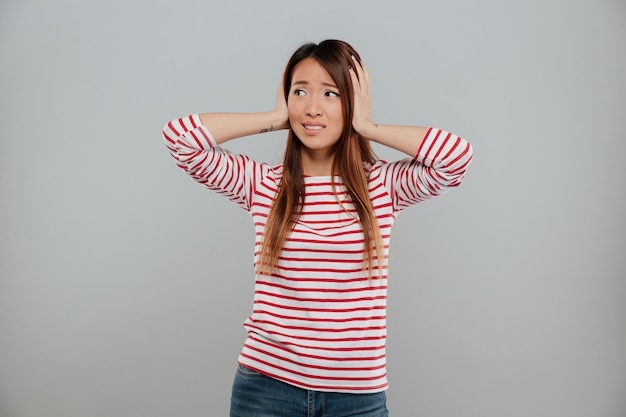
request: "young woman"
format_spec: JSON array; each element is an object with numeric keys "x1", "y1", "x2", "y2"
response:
[{"x1": 163, "y1": 39, "x2": 473, "y2": 417}]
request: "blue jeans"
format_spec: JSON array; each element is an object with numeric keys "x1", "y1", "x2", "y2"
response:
[{"x1": 230, "y1": 365, "x2": 389, "y2": 417}]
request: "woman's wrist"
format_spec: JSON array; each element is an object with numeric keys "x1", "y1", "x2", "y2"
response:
[
  {"x1": 260, "y1": 109, "x2": 289, "y2": 134},
  {"x1": 353, "y1": 119, "x2": 379, "y2": 141}
]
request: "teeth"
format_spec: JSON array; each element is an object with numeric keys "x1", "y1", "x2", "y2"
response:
[{"x1": 304, "y1": 125, "x2": 323, "y2": 130}]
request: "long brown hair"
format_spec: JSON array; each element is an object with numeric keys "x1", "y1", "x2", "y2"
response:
[{"x1": 256, "y1": 40, "x2": 385, "y2": 279}]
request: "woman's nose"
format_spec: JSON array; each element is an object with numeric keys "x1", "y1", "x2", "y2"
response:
[{"x1": 305, "y1": 97, "x2": 322, "y2": 117}]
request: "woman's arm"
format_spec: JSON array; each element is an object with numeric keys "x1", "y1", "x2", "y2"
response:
[
  {"x1": 349, "y1": 57, "x2": 429, "y2": 157},
  {"x1": 356, "y1": 123, "x2": 429, "y2": 157},
  {"x1": 199, "y1": 111, "x2": 287, "y2": 144},
  {"x1": 162, "y1": 113, "x2": 277, "y2": 212},
  {"x1": 351, "y1": 57, "x2": 472, "y2": 209},
  {"x1": 198, "y1": 83, "x2": 289, "y2": 144}
]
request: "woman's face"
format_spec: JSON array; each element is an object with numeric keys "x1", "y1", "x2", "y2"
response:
[{"x1": 288, "y1": 58, "x2": 344, "y2": 160}]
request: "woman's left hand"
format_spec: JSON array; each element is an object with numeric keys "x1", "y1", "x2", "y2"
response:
[{"x1": 349, "y1": 56, "x2": 375, "y2": 136}]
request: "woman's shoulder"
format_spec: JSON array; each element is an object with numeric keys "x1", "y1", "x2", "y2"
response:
[
  {"x1": 269, "y1": 164, "x2": 284, "y2": 179},
  {"x1": 364, "y1": 159, "x2": 391, "y2": 176}
]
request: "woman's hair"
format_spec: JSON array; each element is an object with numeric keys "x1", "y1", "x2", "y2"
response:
[{"x1": 256, "y1": 39, "x2": 385, "y2": 279}]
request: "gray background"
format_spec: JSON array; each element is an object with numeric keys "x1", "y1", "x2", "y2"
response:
[{"x1": 1, "y1": 0, "x2": 625, "y2": 416}]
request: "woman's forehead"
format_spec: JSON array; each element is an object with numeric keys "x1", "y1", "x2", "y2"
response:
[{"x1": 291, "y1": 58, "x2": 336, "y2": 87}]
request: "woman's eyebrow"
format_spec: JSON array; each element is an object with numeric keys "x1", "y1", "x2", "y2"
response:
[{"x1": 292, "y1": 80, "x2": 338, "y2": 88}]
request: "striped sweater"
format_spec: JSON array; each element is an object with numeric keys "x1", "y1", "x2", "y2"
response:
[{"x1": 162, "y1": 114, "x2": 473, "y2": 393}]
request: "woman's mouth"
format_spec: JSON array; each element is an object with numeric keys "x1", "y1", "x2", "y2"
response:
[{"x1": 302, "y1": 123, "x2": 325, "y2": 132}]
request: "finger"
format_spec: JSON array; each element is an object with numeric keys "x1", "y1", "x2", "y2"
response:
[
  {"x1": 349, "y1": 64, "x2": 361, "y2": 92},
  {"x1": 350, "y1": 55, "x2": 369, "y2": 92},
  {"x1": 350, "y1": 55, "x2": 363, "y2": 79},
  {"x1": 352, "y1": 55, "x2": 368, "y2": 75},
  {"x1": 351, "y1": 65, "x2": 367, "y2": 97},
  {"x1": 361, "y1": 63, "x2": 370, "y2": 83}
]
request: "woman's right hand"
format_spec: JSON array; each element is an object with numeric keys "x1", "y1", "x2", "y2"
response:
[{"x1": 272, "y1": 79, "x2": 289, "y2": 131}]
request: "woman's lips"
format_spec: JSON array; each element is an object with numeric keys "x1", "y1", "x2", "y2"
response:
[{"x1": 302, "y1": 123, "x2": 325, "y2": 134}]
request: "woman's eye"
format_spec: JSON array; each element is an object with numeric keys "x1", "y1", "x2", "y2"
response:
[
  {"x1": 293, "y1": 89, "x2": 306, "y2": 96},
  {"x1": 326, "y1": 91, "x2": 340, "y2": 97}
]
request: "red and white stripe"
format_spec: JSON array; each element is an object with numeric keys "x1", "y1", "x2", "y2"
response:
[{"x1": 163, "y1": 114, "x2": 472, "y2": 393}]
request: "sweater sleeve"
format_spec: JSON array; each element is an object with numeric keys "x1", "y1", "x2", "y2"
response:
[
  {"x1": 162, "y1": 114, "x2": 267, "y2": 212},
  {"x1": 372, "y1": 127, "x2": 473, "y2": 213}
]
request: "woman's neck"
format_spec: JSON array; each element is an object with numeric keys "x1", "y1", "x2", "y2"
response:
[{"x1": 300, "y1": 149, "x2": 335, "y2": 176}]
